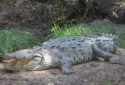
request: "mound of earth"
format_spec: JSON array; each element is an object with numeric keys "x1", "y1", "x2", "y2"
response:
[
  {"x1": 0, "y1": 0, "x2": 52, "y2": 36},
  {"x1": 0, "y1": 48, "x2": 125, "y2": 85}
]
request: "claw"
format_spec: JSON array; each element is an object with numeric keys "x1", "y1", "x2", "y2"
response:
[
  {"x1": 62, "y1": 69, "x2": 73, "y2": 74},
  {"x1": 61, "y1": 62, "x2": 73, "y2": 74}
]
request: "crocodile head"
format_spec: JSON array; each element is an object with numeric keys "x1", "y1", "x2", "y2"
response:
[
  {"x1": 95, "y1": 34, "x2": 117, "y2": 53},
  {"x1": 4, "y1": 49, "x2": 51, "y2": 71},
  {"x1": 4, "y1": 51, "x2": 45, "y2": 71}
]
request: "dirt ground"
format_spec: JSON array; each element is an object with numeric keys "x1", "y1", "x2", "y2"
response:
[{"x1": 0, "y1": 48, "x2": 125, "y2": 85}]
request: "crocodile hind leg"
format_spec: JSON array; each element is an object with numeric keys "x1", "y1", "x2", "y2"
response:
[{"x1": 92, "y1": 44, "x2": 122, "y2": 64}]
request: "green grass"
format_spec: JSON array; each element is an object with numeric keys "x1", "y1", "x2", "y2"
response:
[
  {"x1": 51, "y1": 23, "x2": 125, "y2": 48},
  {"x1": 51, "y1": 23, "x2": 91, "y2": 38},
  {"x1": 90, "y1": 24, "x2": 117, "y2": 34},
  {"x1": 0, "y1": 29, "x2": 43, "y2": 56}
]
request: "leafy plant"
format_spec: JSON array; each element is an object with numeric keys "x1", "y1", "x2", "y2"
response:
[
  {"x1": 51, "y1": 23, "x2": 91, "y2": 38},
  {"x1": 52, "y1": 0, "x2": 65, "y2": 21}
]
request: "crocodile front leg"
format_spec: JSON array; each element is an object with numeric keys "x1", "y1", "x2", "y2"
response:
[
  {"x1": 61, "y1": 58, "x2": 73, "y2": 74},
  {"x1": 92, "y1": 44, "x2": 122, "y2": 64}
]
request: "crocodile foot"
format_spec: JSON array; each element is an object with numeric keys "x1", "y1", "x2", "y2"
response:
[{"x1": 109, "y1": 55, "x2": 123, "y2": 64}]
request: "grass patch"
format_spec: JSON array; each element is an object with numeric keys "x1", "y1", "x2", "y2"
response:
[
  {"x1": 0, "y1": 29, "x2": 43, "y2": 56},
  {"x1": 51, "y1": 23, "x2": 91, "y2": 38},
  {"x1": 51, "y1": 23, "x2": 125, "y2": 48},
  {"x1": 90, "y1": 24, "x2": 117, "y2": 34}
]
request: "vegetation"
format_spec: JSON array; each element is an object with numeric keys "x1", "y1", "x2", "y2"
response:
[
  {"x1": 51, "y1": 23, "x2": 125, "y2": 48},
  {"x1": 52, "y1": 0, "x2": 95, "y2": 22},
  {"x1": 0, "y1": 23, "x2": 124, "y2": 57},
  {"x1": 0, "y1": 29, "x2": 43, "y2": 56},
  {"x1": 51, "y1": 23, "x2": 91, "y2": 38}
]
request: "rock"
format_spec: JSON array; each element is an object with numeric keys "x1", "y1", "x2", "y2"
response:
[{"x1": 95, "y1": 0, "x2": 125, "y2": 23}]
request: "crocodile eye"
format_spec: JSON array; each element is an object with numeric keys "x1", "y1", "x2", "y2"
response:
[
  {"x1": 32, "y1": 53, "x2": 44, "y2": 62},
  {"x1": 32, "y1": 53, "x2": 43, "y2": 58}
]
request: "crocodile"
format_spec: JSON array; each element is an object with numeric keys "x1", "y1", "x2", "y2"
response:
[{"x1": 4, "y1": 34, "x2": 122, "y2": 74}]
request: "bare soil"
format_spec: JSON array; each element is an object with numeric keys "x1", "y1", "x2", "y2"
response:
[{"x1": 0, "y1": 48, "x2": 125, "y2": 85}]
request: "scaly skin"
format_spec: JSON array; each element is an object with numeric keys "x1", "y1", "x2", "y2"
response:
[{"x1": 4, "y1": 34, "x2": 122, "y2": 74}]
